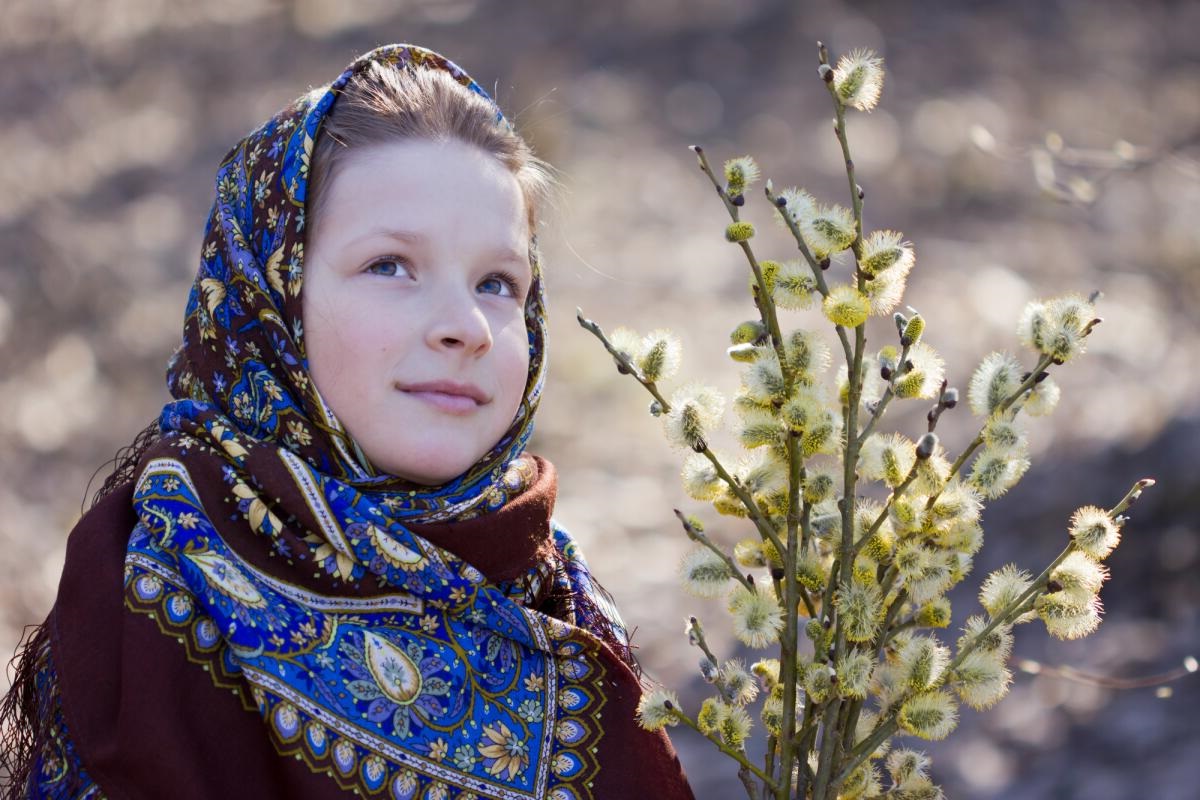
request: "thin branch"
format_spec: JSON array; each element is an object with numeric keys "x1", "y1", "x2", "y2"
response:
[
  {"x1": 675, "y1": 509, "x2": 755, "y2": 592},
  {"x1": 670, "y1": 708, "x2": 779, "y2": 788}
]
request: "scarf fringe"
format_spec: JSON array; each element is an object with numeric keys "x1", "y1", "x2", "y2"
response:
[
  {"x1": 544, "y1": 562, "x2": 642, "y2": 679},
  {"x1": 85, "y1": 416, "x2": 161, "y2": 512},
  {"x1": 1, "y1": 622, "x2": 52, "y2": 799}
]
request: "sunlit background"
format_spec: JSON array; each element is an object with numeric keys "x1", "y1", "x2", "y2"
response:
[{"x1": 2, "y1": 1, "x2": 1198, "y2": 797}]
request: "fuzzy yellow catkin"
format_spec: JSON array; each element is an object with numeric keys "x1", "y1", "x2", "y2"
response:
[
  {"x1": 802, "y1": 468, "x2": 836, "y2": 504},
  {"x1": 751, "y1": 658, "x2": 781, "y2": 690},
  {"x1": 952, "y1": 649, "x2": 1012, "y2": 710},
  {"x1": 679, "y1": 546, "x2": 733, "y2": 598},
  {"x1": 760, "y1": 691, "x2": 784, "y2": 736},
  {"x1": 737, "y1": 406, "x2": 781, "y2": 450},
  {"x1": 800, "y1": 412, "x2": 840, "y2": 457},
  {"x1": 929, "y1": 480, "x2": 983, "y2": 524},
  {"x1": 836, "y1": 651, "x2": 875, "y2": 698},
  {"x1": 915, "y1": 597, "x2": 952, "y2": 628},
  {"x1": 836, "y1": 580, "x2": 884, "y2": 643},
  {"x1": 696, "y1": 697, "x2": 727, "y2": 735},
  {"x1": 785, "y1": 328, "x2": 831, "y2": 379},
  {"x1": 713, "y1": 489, "x2": 750, "y2": 518},
  {"x1": 804, "y1": 204, "x2": 857, "y2": 257},
  {"x1": 1036, "y1": 589, "x2": 1102, "y2": 640},
  {"x1": 968, "y1": 351, "x2": 1022, "y2": 417},
  {"x1": 823, "y1": 284, "x2": 871, "y2": 328},
  {"x1": 958, "y1": 615, "x2": 1014, "y2": 658},
  {"x1": 895, "y1": 342, "x2": 945, "y2": 400},
  {"x1": 727, "y1": 342, "x2": 758, "y2": 363},
  {"x1": 1018, "y1": 294, "x2": 1094, "y2": 363},
  {"x1": 718, "y1": 704, "x2": 753, "y2": 747},
  {"x1": 725, "y1": 221, "x2": 755, "y2": 242},
  {"x1": 897, "y1": 690, "x2": 958, "y2": 740},
  {"x1": 969, "y1": 446, "x2": 1030, "y2": 499},
  {"x1": 637, "y1": 330, "x2": 681, "y2": 383},
  {"x1": 805, "y1": 618, "x2": 833, "y2": 655},
  {"x1": 979, "y1": 564, "x2": 1034, "y2": 617},
  {"x1": 664, "y1": 384, "x2": 724, "y2": 450},
  {"x1": 865, "y1": 261, "x2": 910, "y2": 315},
  {"x1": 1068, "y1": 505, "x2": 1122, "y2": 560},
  {"x1": 839, "y1": 763, "x2": 883, "y2": 800},
  {"x1": 722, "y1": 660, "x2": 759, "y2": 705},
  {"x1": 729, "y1": 584, "x2": 785, "y2": 648},
  {"x1": 859, "y1": 229, "x2": 913, "y2": 276},
  {"x1": 902, "y1": 313, "x2": 925, "y2": 346},
  {"x1": 1051, "y1": 551, "x2": 1109, "y2": 595},
  {"x1": 636, "y1": 687, "x2": 680, "y2": 731},
  {"x1": 681, "y1": 453, "x2": 723, "y2": 501},
  {"x1": 833, "y1": 48, "x2": 885, "y2": 111},
  {"x1": 729, "y1": 320, "x2": 766, "y2": 345},
  {"x1": 608, "y1": 326, "x2": 644, "y2": 364},
  {"x1": 1024, "y1": 377, "x2": 1061, "y2": 416},
  {"x1": 981, "y1": 415, "x2": 1025, "y2": 453},
  {"x1": 796, "y1": 550, "x2": 828, "y2": 591},
  {"x1": 723, "y1": 155, "x2": 760, "y2": 196},
  {"x1": 887, "y1": 750, "x2": 931, "y2": 787},
  {"x1": 899, "y1": 636, "x2": 950, "y2": 691},
  {"x1": 733, "y1": 538, "x2": 766, "y2": 568},
  {"x1": 755, "y1": 259, "x2": 781, "y2": 295},
  {"x1": 804, "y1": 665, "x2": 834, "y2": 703},
  {"x1": 773, "y1": 260, "x2": 818, "y2": 310}
]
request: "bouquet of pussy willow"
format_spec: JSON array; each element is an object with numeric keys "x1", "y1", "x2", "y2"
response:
[{"x1": 577, "y1": 42, "x2": 1154, "y2": 800}]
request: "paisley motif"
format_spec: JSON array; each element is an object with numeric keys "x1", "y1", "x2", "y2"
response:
[
  {"x1": 363, "y1": 630, "x2": 423, "y2": 705},
  {"x1": 185, "y1": 550, "x2": 266, "y2": 606},
  {"x1": 371, "y1": 524, "x2": 427, "y2": 569}
]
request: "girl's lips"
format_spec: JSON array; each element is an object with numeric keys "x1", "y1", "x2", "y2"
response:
[
  {"x1": 396, "y1": 380, "x2": 488, "y2": 414},
  {"x1": 403, "y1": 389, "x2": 480, "y2": 414}
]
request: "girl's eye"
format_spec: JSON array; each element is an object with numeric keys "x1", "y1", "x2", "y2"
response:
[
  {"x1": 365, "y1": 258, "x2": 410, "y2": 277},
  {"x1": 478, "y1": 272, "x2": 521, "y2": 299}
]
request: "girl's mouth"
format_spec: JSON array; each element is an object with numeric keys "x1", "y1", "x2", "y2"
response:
[{"x1": 396, "y1": 380, "x2": 488, "y2": 414}]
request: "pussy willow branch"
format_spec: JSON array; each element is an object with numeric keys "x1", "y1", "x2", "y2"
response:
[
  {"x1": 690, "y1": 146, "x2": 787, "y2": 359},
  {"x1": 924, "y1": 351, "x2": 1056, "y2": 512},
  {"x1": 813, "y1": 38, "x2": 872, "y2": 800},
  {"x1": 946, "y1": 477, "x2": 1152, "y2": 674},
  {"x1": 763, "y1": 184, "x2": 854, "y2": 368},
  {"x1": 820, "y1": 41, "x2": 866, "y2": 266},
  {"x1": 575, "y1": 310, "x2": 790, "y2": 564},
  {"x1": 691, "y1": 142, "x2": 818, "y2": 800},
  {"x1": 857, "y1": 342, "x2": 912, "y2": 444},
  {"x1": 926, "y1": 314, "x2": 1100, "y2": 510},
  {"x1": 675, "y1": 510, "x2": 755, "y2": 593},
  {"x1": 830, "y1": 478, "x2": 1153, "y2": 792},
  {"x1": 684, "y1": 616, "x2": 724, "y2": 676},
  {"x1": 668, "y1": 708, "x2": 779, "y2": 789},
  {"x1": 848, "y1": 464, "x2": 921, "y2": 563},
  {"x1": 684, "y1": 615, "x2": 746, "y2": 711}
]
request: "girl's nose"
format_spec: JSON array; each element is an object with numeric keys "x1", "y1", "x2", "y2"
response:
[{"x1": 426, "y1": 287, "x2": 493, "y2": 356}]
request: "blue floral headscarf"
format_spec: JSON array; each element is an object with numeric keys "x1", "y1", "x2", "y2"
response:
[{"x1": 166, "y1": 43, "x2": 547, "y2": 513}]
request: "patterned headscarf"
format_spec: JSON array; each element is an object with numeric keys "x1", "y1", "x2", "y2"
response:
[
  {"x1": 165, "y1": 43, "x2": 547, "y2": 517},
  {"x1": 117, "y1": 45, "x2": 616, "y2": 799}
]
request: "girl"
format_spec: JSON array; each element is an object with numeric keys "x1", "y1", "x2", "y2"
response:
[{"x1": 2, "y1": 44, "x2": 694, "y2": 800}]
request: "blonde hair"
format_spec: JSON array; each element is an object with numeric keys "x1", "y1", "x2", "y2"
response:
[{"x1": 309, "y1": 62, "x2": 554, "y2": 232}]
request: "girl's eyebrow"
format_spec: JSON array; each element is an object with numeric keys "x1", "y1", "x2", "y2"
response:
[
  {"x1": 350, "y1": 226, "x2": 529, "y2": 266},
  {"x1": 349, "y1": 226, "x2": 426, "y2": 247}
]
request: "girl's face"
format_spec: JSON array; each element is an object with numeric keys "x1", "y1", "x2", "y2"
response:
[{"x1": 303, "y1": 138, "x2": 533, "y2": 485}]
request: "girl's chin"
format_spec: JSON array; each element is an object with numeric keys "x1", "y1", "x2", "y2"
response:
[{"x1": 366, "y1": 446, "x2": 483, "y2": 486}]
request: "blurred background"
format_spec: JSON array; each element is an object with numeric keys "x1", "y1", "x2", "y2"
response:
[{"x1": 1, "y1": 0, "x2": 1198, "y2": 796}]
